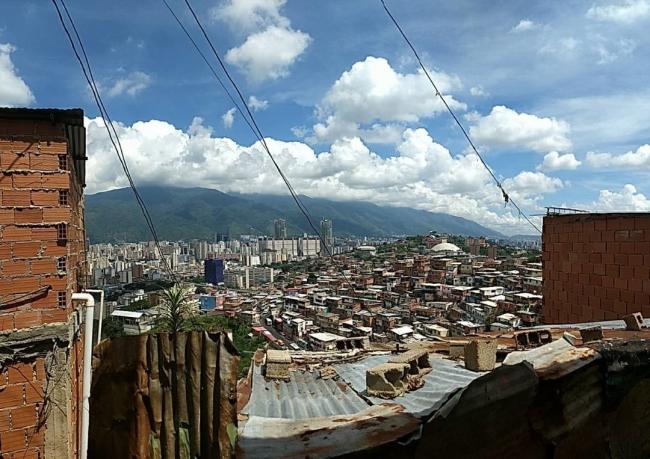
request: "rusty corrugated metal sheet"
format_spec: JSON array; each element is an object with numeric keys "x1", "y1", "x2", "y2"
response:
[
  {"x1": 239, "y1": 404, "x2": 420, "y2": 459},
  {"x1": 502, "y1": 337, "x2": 600, "y2": 379},
  {"x1": 241, "y1": 362, "x2": 370, "y2": 419},
  {"x1": 89, "y1": 331, "x2": 238, "y2": 459}
]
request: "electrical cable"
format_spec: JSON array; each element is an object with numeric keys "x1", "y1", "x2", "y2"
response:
[
  {"x1": 52, "y1": 0, "x2": 177, "y2": 280},
  {"x1": 380, "y1": 0, "x2": 542, "y2": 234},
  {"x1": 164, "y1": 0, "x2": 356, "y2": 291}
]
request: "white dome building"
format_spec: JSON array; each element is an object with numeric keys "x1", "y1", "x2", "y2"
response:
[{"x1": 431, "y1": 242, "x2": 461, "y2": 253}]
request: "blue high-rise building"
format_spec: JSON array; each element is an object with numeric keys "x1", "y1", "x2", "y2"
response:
[{"x1": 204, "y1": 258, "x2": 224, "y2": 284}]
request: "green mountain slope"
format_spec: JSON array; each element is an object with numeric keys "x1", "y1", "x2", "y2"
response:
[{"x1": 85, "y1": 186, "x2": 503, "y2": 242}]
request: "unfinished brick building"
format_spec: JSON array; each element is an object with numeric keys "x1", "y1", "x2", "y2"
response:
[
  {"x1": 0, "y1": 108, "x2": 87, "y2": 457},
  {"x1": 543, "y1": 212, "x2": 650, "y2": 324}
]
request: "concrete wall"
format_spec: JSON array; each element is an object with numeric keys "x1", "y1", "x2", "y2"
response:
[
  {"x1": 0, "y1": 110, "x2": 86, "y2": 457},
  {"x1": 543, "y1": 213, "x2": 650, "y2": 324}
]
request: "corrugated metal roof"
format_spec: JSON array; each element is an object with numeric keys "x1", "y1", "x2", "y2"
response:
[
  {"x1": 503, "y1": 337, "x2": 600, "y2": 379},
  {"x1": 241, "y1": 363, "x2": 369, "y2": 419},
  {"x1": 528, "y1": 318, "x2": 650, "y2": 330},
  {"x1": 334, "y1": 353, "x2": 483, "y2": 418},
  {"x1": 239, "y1": 405, "x2": 420, "y2": 459}
]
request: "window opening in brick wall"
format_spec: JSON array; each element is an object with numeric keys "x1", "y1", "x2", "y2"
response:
[
  {"x1": 58, "y1": 154, "x2": 68, "y2": 171},
  {"x1": 59, "y1": 190, "x2": 68, "y2": 206},
  {"x1": 58, "y1": 291, "x2": 66, "y2": 308},
  {"x1": 57, "y1": 223, "x2": 67, "y2": 241},
  {"x1": 57, "y1": 257, "x2": 67, "y2": 273}
]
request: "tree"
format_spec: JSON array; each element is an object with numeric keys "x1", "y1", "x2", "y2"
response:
[
  {"x1": 158, "y1": 285, "x2": 193, "y2": 333},
  {"x1": 102, "y1": 316, "x2": 124, "y2": 339}
]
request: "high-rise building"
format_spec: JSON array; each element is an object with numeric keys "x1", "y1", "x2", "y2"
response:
[
  {"x1": 274, "y1": 218, "x2": 287, "y2": 239},
  {"x1": 204, "y1": 258, "x2": 225, "y2": 284},
  {"x1": 0, "y1": 108, "x2": 88, "y2": 458},
  {"x1": 320, "y1": 218, "x2": 334, "y2": 256}
]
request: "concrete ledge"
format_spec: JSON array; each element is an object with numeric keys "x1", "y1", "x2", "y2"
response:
[{"x1": 0, "y1": 323, "x2": 69, "y2": 365}]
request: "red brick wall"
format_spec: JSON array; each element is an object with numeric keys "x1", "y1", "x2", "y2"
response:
[
  {"x1": 0, "y1": 116, "x2": 86, "y2": 457},
  {"x1": 543, "y1": 213, "x2": 650, "y2": 324}
]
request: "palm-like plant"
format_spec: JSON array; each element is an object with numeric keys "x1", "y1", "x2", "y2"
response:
[{"x1": 159, "y1": 285, "x2": 193, "y2": 333}]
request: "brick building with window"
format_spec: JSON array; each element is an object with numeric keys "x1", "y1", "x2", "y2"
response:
[{"x1": 0, "y1": 108, "x2": 87, "y2": 457}]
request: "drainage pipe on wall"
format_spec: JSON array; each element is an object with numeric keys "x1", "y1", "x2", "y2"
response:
[{"x1": 71, "y1": 292, "x2": 95, "y2": 459}]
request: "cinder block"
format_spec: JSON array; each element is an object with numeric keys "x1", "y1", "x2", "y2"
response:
[
  {"x1": 366, "y1": 362, "x2": 409, "y2": 398},
  {"x1": 580, "y1": 326, "x2": 603, "y2": 343},
  {"x1": 389, "y1": 349, "x2": 431, "y2": 375},
  {"x1": 623, "y1": 312, "x2": 644, "y2": 331},
  {"x1": 464, "y1": 339, "x2": 497, "y2": 372},
  {"x1": 265, "y1": 349, "x2": 291, "y2": 379}
]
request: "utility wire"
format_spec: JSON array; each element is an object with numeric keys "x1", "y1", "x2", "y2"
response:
[
  {"x1": 52, "y1": 0, "x2": 177, "y2": 280},
  {"x1": 180, "y1": 0, "x2": 321, "y2": 236},
  {"x1": 380, "y1": 0, "x2": 542, "y2": 234},
  {"x1": 164, "y1": 0, "x2": 356, "y2": 291}
]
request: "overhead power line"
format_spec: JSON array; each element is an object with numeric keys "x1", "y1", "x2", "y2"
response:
[
  {"x1": 51, "y1": 0, "x2": 177, "y2": 280},
  {"x1": 178, "y1": 0, "x2": 326, "y2": 244},
  {"x1": 163, "y1": 0, "x2": 357, "y2": 291},
  {"x1": 380, "y1": 0, "x2": 542, "y2": 234},
  {"x1": 162, "y1": 0, "x2": 354, "y2": 289}
]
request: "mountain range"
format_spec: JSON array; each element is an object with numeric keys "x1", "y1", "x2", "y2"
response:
[{"x1": 84, "y1": 186, "x2": 503, "y2": 243}]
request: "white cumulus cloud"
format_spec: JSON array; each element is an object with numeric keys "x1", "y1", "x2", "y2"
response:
[
  {"x1": 225, "y1": 25, "x2": 311, "y2": 83},
  {"x1": 222, "y1": 107, "x2": 236, "y2": 128},
  {"x1": 585, "y1": 144, "x2": 650, "y2": 168},
  {"x1": 587, "y1": 0, "x2": 650, "y2": 23},
  {"x1": 538, "y1": 151, "x2": 582, "y2": 171},
  {"x1": 469, "y1": 85, "x2": 487, "y2": 97},
  {"x1": 503, "y1": 171, "x2": 564, "y2": 207},
  {"x1": 106, "y1": 71, "x2": 152, "y2": 97},
  {"x1": 313, "y1": 56, "x2": 465, "y2": 144},
  {"x1": 84, "y1": 116, "x2": 551, "y2": 234},
  {"x1": 212, "y1": 0, "x2": 289, "y2": 32},
  {"x1": 0, "y1": 43, "x2": 35, "y2": 107},
  {"x1": 511, "y1": 19, "x2": 538, "y2": 32},
  {"x1": 215, "y1": 0, "x2": 311, "y2": 83},
  {"x1": 248, "y1": 95, "x2": 268, "y2": 111},
  {"x1": 590, "y1": 184, "x2": 650, "y2": 211},
  {"x1": 470, "y1": 105, "x2": 572, "y2": 152}
]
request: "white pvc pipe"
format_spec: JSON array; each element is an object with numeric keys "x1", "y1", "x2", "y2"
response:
[
  {"x1": 72, "y1": 292, "x2": 95, "y2": 459},
  {"x1": 84, "y1": 289, "x2": 105, "y2": 346}
]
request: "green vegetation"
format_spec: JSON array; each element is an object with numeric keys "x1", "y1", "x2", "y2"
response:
[
  {"x1": 85, "y1": 186, "x2": 502, "y2": 243},
  {"x1": 121, "y1": 299, "x2": 153, "y2": 311},
  {"x1": 102, "y1": 316, "x2": 125, "y2": 339},
  {"x1": 375, "y1": 235, "x2": 424, "y2": 255}
]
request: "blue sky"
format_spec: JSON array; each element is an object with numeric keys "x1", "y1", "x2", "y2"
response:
[{"x1": 2, "y1": 0, "x2": 650, "y2": 234}]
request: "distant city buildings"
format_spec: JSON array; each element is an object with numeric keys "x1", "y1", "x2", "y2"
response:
[
  {"x1": 320, "y1": 218, "x2": 333, "y2": 256},
  {"x1": 274, "y1": 218, "x2": 287, "y2": 239},
  {"x1": 204, "y1": 258, "x2": 225, "y2": 284}
]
